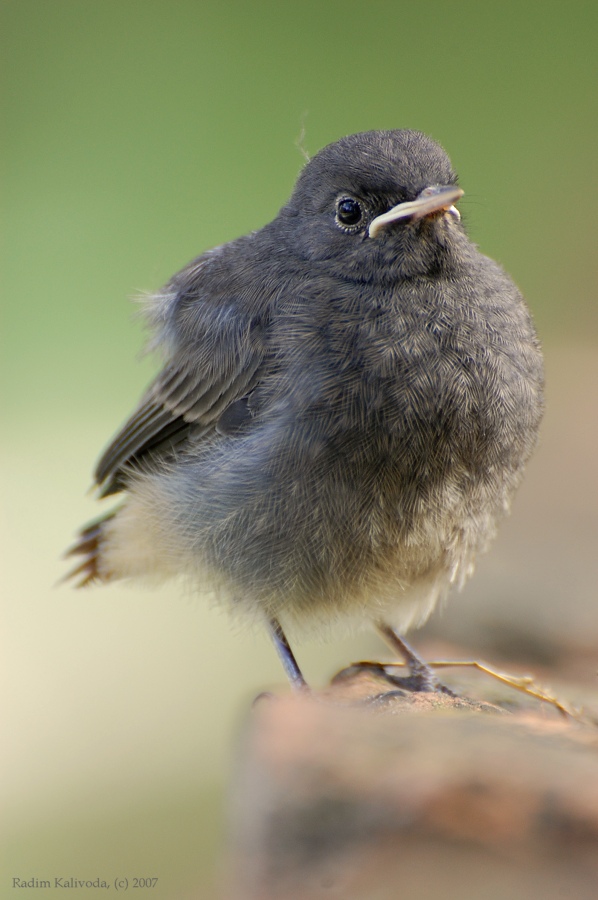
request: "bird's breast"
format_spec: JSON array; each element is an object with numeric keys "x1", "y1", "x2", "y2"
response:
[{"x1": 265, "y1": 281, "x2": 540, "y2": 495}]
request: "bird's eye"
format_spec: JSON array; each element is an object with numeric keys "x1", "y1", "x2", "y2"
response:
[{"x1": 336, "y1": 197, "x2": 364, "y2": 231}]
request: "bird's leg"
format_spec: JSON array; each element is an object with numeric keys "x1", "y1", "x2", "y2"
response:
[
  {"x1": 267, "y1": 617, "x2": 308, "y2": 691},
  {"x1": 374, "y1": 622, "x2": 456, "y2": 696}
]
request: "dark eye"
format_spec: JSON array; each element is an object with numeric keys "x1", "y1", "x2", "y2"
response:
[{"x1": 336, "y1": 197, "x2": 364, "y2": 230}]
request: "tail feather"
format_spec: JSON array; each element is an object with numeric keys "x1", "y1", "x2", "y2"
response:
[{"x1": 63, "y1": 513, "x2": 116, "y2": 587}]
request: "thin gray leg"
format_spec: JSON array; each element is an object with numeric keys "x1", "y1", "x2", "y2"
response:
[
  {"x1": 376, "y1": 621, "x2": 455, "y2": 695},
  {"x1": 267, "y1": 617, "x2": 308, "y2": 691}
]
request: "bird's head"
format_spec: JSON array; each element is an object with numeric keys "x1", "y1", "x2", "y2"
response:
[{"x1": 279, "y1": 130, "x2": 465, "y2": 281}]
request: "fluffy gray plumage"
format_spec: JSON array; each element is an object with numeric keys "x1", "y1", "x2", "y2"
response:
[{"x1": 68, "y1": 129, "x2": 544, "y2": 661}]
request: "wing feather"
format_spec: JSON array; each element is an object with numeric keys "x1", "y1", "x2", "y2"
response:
[{"x1": 91, "y1": 240, "x2": 269, "y2": 495}]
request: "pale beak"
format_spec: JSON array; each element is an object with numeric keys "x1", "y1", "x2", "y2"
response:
[{"x1": 368, "y1": 185, "x2": 464, "y2": 238}]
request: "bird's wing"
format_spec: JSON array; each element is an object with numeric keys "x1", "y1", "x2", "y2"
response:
[
  {"x1": 94, "y1": 255, "x2": 267, "y2": 497},
  {"x1": 95, "y1": 352, "x2": 262, "y2": 496}
]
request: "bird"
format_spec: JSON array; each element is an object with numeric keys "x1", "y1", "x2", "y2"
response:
[{"x1": 66, "y1": 129, "x2": 544, "y2": 691}]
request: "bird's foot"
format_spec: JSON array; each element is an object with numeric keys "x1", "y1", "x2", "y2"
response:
[
  {"x1": 331, "y1": 660, "x2": 457, "y2": 698},
  {"x1": 374, "y1": 623, "x2": 458, "y2": 696}
]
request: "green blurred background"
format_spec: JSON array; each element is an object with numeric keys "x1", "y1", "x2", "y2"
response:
[{"x1": 3, "y1": 1, "x2": 597, "y2": 897}]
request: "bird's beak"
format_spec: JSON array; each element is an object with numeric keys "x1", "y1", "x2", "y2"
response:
[{"x1": 368, "y1": 185, "x2": 464, "y2": 238}]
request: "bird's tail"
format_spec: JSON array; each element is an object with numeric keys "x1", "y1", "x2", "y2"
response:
[{"x1": 62, "y1": 512, "x2": 117, "y2": 587}]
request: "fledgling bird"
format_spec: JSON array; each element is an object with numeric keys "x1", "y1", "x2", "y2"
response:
[{"x1": 66, "y1": 130, "x2": 544, "y2": 690}]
